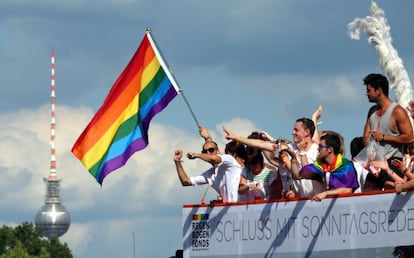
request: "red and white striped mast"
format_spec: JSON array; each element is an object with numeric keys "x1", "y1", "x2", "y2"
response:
[
  {"x1": 35, "y1": 50, "x2": 70, "y2": 239},
  {"x1": 49, "y1": 50, "x2": 57, "y2": 180}
]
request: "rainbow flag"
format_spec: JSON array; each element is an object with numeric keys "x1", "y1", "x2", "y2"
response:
[{"x1": 72, "y1": 31, "x2": 180, "y2": 185}]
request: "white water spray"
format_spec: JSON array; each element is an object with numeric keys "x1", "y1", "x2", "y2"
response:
[{"x1": 348, "y1": 1, "x2": 414, "y2": 109}]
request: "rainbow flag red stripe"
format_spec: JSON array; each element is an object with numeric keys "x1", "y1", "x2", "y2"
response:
[
  {"x1": 72, "y1": 32, "x2": 179, "y2": 185},
  {"x1": 192, "y1": 214, "x2": 209, "y2": 221}
]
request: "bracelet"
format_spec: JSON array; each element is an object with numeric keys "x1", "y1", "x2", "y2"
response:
[
  {"x1": 299, "y1": 152, "x2": 306, "y2": 156},
  {"x1": 381, "y1": 134, "x2": 385, "y2": 142},
  {"x1": 291, "y1": 159, "x2": 298, "y2": 164},
  {"x1": 205, "y1": 136, "x2": 212, "y2": 141}
]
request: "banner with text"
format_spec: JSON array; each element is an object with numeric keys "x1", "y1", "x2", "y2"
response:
[{"x1": 182, "y1": 192, "x2": 414, "y2": 257}]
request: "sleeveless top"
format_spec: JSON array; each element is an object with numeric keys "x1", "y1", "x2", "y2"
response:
[{"x1": 369, "y1": 102, "x2": 404, "y2": 159}]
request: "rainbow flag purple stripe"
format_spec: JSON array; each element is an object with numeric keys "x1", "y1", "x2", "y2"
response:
[{"x1": 72, "y1": 31, "x2": 179, "y2": 185}]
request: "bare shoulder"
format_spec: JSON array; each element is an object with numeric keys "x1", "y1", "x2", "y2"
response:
[{"x1": 393, "y1": 104, "x2": 410, "y2": 120}]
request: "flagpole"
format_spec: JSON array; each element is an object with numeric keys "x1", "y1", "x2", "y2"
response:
[{"x1": 145, "y1": 27, "x2": 200, "y2": 128}]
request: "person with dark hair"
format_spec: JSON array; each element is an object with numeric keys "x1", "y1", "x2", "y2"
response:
[
  {"x1": 350, "y1": 137, "x2": 365, "y2": 159},
  {"x1": 349, "y1": 136, "x2": 378, "y2": 192},
  {"x1": 361, "y1": 73, "x2": 413, "y2": 189},
  {"x1": 223, "y1": 117, "x2": 324, "y2": 198},
  {"x1": 238, "y1": 148, "x2": 282, "y2": 201},
  {"x1": 173, "y1": 140, "x2": 242, "y2": 203},
  {"x1": 363, "y1": 73, "x2": 390, "y2": 97},
  {"x1": 224, "y1": 140, "x2": 246, "y2": 165},
  {"x1": 285, "y1": 134, "x2": 359, "y2": 201}
]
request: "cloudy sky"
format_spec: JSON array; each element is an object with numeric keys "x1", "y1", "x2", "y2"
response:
[{"x1": 1, "y1": 1, "x2": 414, "y2": 257}]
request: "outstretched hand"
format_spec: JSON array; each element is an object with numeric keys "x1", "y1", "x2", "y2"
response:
[
  {"x1": 186, "y1": 152, "x2": 197, "y2": 160},
  {"x1": 222, "y1": 126, "x2": 235, "y2": 140},
  {"x1": 312, "y1": 191, "x2": 327, "y2": 202},
  {"x1": 260, "y1": 131, "x2": 274, "y2": 142}
]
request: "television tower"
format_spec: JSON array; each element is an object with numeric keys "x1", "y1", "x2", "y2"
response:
[{"x1": 35, "y1": 50, "x2": 71, "y2": 239}]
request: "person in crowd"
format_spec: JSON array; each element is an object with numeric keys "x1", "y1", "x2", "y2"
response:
[
  {"x1": 361, "y1": 73, "x2": 414, "y2": 189},
  {"x1": 223, "y1": 117, "x2": 324, "y2": 198},
  {"x1": 238, "y1": 148, "x2": 282, "y2": 201},
  {"x1": 285, "y1": 133, "x2": 359, "y2": 201},
  {"x1": 173, "y1": 140, "x2": 242, "y2": 203},
  {"x1": 368, "y1": 158, "x2": 405, "y2": 187},
  {"x1": 350, "y1": 136, "x2": 378, "y2": 192},
  {"x1": 350, "y1": 137, "x2": 365, "y2": 159},
  {"x1": 198, "y1": 124, "x2": 245, "y2": 165},
  {"x1": 392, "y1": 144, "x2": 414, "y2": 193},
  {"x1": 246, "y1": 131, "x2": 295, "y2": 199}
]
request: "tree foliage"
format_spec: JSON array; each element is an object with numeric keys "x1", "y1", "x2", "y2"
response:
[{"x1": 0, "y1": 222, "x2": 72, "y2": 258}]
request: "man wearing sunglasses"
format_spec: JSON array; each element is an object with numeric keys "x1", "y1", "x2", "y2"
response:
[
  {"x1": 173, "y1": 140, "x2": 242, "y2": 203},
  {"x1": 285, "y1": 133, "x2": 359, "y2": 201}
]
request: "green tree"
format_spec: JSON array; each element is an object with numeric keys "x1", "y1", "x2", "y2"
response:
[
  {"x1": 14, "y1": 222, "x2": 44, "y2": 255},
  {"x1": 0, "y1": 222, "x2": 72, "y2": 258},
  {"x1": 0, "y1": 225, "x2": 15, "y2": 254},
  {"x1": 0, "y1": 241, "x2": 31, "y2": 258}
]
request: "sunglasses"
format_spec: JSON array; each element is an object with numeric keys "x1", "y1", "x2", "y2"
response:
[
  {"x1": 202, "y1": 147, "x2": 217, "y2": 154},
  {"x1": 318, "y1": 144, "x2": 330, "y2": 149}
]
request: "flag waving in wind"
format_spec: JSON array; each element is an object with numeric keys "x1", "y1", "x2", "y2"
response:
[{"x1": 72, "y1": 30, "x2": 180, "y2": 185}]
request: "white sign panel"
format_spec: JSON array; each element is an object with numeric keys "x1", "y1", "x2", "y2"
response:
[{"x1": 182, "y1": 192, "x2": 414, "y2": 257}]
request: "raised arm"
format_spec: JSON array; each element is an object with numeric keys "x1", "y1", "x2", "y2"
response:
[
  {"x1": 173, "y1": 150, "x2": 192, "y2": 186},
  {"x1": 311, "y1": 105, "x2": 322, "y2": 144},
  {"x1": 187, "y1": 151, "x2": 222, "y2": 166},
  {"x1": 223, "y1": 126, "x2": 275, "y2": 152},
  {"x1": 198, "y1": 125, "x2": 213, "y2": 142}
]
